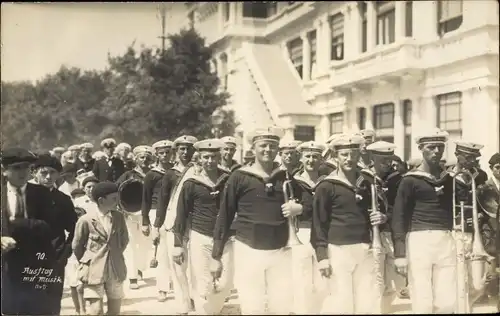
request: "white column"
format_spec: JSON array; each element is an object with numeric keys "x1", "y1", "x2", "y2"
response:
[
  {"x1": 366, "y1": 2, "x2": 377, "y2": 50},
  {"x1": 412, "y1": 1, "x2": 437, "y2": 42},
  {"x1": 393, "y1": 99, "x2": 405, "y2": 158},
  {"x1": 313, "y1": 19, "x2": 323, "y2": 75},
  {"x1": 395, "y1": 1, "x2": 407, "y2": 40},
  {"x1": 322, "y1": 14, "x2": 332, "y2": 69},
  {"x1": 230, "y1": 2, "x2": 237, "y2": 24},
  {"x1": 410, "y1": 97, "x2": 422, "y2": 159},
  {"x1": 365, "y1": 105, "x2": 374, "y2": 131},
  {"x1": 217, "y1": 3, "x2": 224, "y2": 32},
  {"x1": 345, "y1": 3, "x2": 361, "y2": 60},
  {"x1": 462, "y1": 0, "x2": 499, "y2": 31},
  {"x1": 319, "y1": 115, "x2": 330, "y2": 142},
  {"x1": 301, "y1": 33, "x2": 311, "y2": 81}
]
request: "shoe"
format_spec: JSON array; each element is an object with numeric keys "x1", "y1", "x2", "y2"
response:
[
  {"x1": 397, "y1": 288, "x2": 410, "y2": 300},
  {"x1": 137, "y1": 270, "x2": 143, "y2": 280},
  {"x1": 129, "y1": 279, "x2": 139, "y2": 290},
  {"x1": 158, "y1": 291, "x2": 168, "y2": 302},
  {"x1": 190, "y1": 299, "x2": 195, "y2": 311}
]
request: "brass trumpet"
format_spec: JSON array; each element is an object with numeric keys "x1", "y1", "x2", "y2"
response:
[
  {"x1": 283, "y1": 173, "x2": 302, "y2": 248},
  {"x1": 369, "y1": 178, "x2": 384, "y2": 299}
]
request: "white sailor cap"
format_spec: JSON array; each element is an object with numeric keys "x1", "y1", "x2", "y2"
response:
[
  {"x1": 329, "y1": 134, "x2": 365, "y2": 151},
  {"x1": 194, "y1": 139, "x2": 225, "y2": 152},
  {"x1": 61, "y1": 151, "x2": 73, "y2": 159},
  {"x1": 133, "y1": 145, "x2": 154, "y2": 156},
  {"x1": 415, "y1": 128, "x2": 449, "y2": 145},
  {"x1": 454, "y1": 141, "x2": 484, "y2": 157},
  {"x1": 173, "y1": 135, "x2": 198, "y2": 147},
  {"x1": 100, "y1": 138, "x2": 117, "y2": 148},
  {"x1": 80, "y1": 142, "x2": 94, "y2": 150},
  {"x1": 366, "y1": 141, "x2": 397, "y2": 156},
  {"x1": 279, "y1": 140, "x2": 303, "y2": 151},
  {"x1": 220, "y1": 136, "x2": 238, "y2": 148},
  {"x1": 92, "y1": 151, "x2": 106, "y2": 160},
  {"x1": 326, "y1": 133, "x2": 345, "y2": 145},
  {"x1": 356, "y1": 129, "x2": 376, "y2": 142},
  {"x1": 247, "y1": 126, "x2": 285, "y2": 144},
  {"x1": 116, "y1": 142, "x2": 131, "y2": 151},
  {"x1": 52, "y1": 147, "x2": 66, "y2": 153},
  {"x1": 152, "y1": 140, "x2": 173, "y2": 150},
  {"x1": 68, "y1": 144, "x2": 82, "y2": 151},
  {"x1": 297, "y1": 141, "x2": 325, "y2": 154}
]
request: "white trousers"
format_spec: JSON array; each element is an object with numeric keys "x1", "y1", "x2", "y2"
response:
[
  {"x1": 124, "y1": 213, "x2": 149, "y2": 280},
  {"x1": 189, "y1": 230, "x2": 234, "y2": 315},
  {"x1": 380, "y1": 232, "x2": 408, "y2": 311},
  {"x1": 407, "y1": 230, "x2": 457, "y2": 314},
  {"x1": 322, "y1": 243, "x2": 379, "y2": 315},
  {"x1": 148, "y1": 210, "x2": 172, "y2": 293},
  {"x1": 165, "y1": 230, "x2": 192, "y2": 313},
  {"x1": 233, "y1": 240, "x2": 293, "y2": 315},
  {"x1": 453, "y1": 231, "x2": 487, "y2": 291},
  {"x1": 292, "y1": 228, "x2": 328, "y2": 314}
]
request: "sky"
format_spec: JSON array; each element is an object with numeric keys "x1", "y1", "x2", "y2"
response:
[{"x1": 1, "y1": 3, "x2": 185, "y2": 83}]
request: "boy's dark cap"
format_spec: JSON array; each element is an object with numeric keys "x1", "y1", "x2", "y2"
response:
[{"x1": 91, "y1": 181, "x2": 118, "y2": 201}]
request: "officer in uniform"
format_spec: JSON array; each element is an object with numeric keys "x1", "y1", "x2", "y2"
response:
[
  {"x1": 293, "y1": 141, "x2": 327, "y2": 314},
  {"x1": 92, "y1": 138, "x2": 125, "y2": 182},
  {"x1": 75, "y1": 142, "x2": 96, "y2": 174},
  {"x1": 156, "y1": 135, "x2": 198, "y2": 308},
  {"x1": 210, "y1": 128, "x2": 304, "y2": 314},
  {"x1": 312, "y1": 134, "x2": 386, "y2": 314},
  {"x1": 219, "y1": 136, "x2": 241, "y2": 172},
  {"x1": 279, "y1": 140, "x2": 303, "y2": 174},
  {"x1": 356, "y1": 129, "x2": 376, "y2": 169},
  {"x1": 392, "y1": 128, "x2": 456, "y2": 313},
  {"x1": 173, "y1": 139, "x2": 233, "y2": 315}
]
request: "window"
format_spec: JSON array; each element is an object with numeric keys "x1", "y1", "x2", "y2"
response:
[
  {"x1": 223, "y1": 3, "x2": 230, "y2": 22},
  {"x1": 402, "y1": 100, "x2": 412, "y2": 161},
  {"x1": 358, "y1": 107, "x2": 366, "y2": 130},
  {"x1": 361, "y1": 2, "x2": 367, "y2": 52},
  {"x1": 288, "y1": 37, "x2": 303, "y2": 79},
  {"x1": 437, "y1": 91, "x2": 462, "y2": 160},
  {"x1": 294, "y1": 126, "x2": 315, "y2": 141},
  {"x1": 309, "y1": 31, "x2": 317, "y2": 78},
  {"x1": 243, "y1": 2, "x2": 268, "y2": 18},
  {"x1": 267, "y1": 3, "x2": 278, "y2": 17},
  {"x1": 330, "y1": 13, "x2": 344, "y2": 61},
  {"x1": 438, "y1": 0, "x2": 463, "y2": 35},
  {"x1": 373, "y1": 103, "x2": 395, "y2": 129},
  {"x1": 329, "y1": 113, "x2": 344, "y2": 135},
  {"x1": 376, "y1": 1, "x2": 395, "y2": 45},
  {"x1": 405, "y1": 1, "x2": 413, "y2": 37}
]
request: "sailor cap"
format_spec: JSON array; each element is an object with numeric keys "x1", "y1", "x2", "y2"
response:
[
  {"x1": 366, "y1": 141, "x2": 397, "y2": 156},
  {"x1": 116, "y1": 143, "x2": 131, "y2": 151},
  {"x1": 454, "y1": 141, "x2": 484, "y2": 157},
  {"x1": 279, "y1": 140, "x2": 303, "y2": 150},
  {"x1": 356, "y1": 129, "x2": 376, "y2": 142},
  {"x1": 415, "y1": 128, "x2": 449, "y2": 145},
  {"x1": 152, "y1": 140, "x2": 173, "y2": 150},
  {"x1": 68, "y1": 144, "x2": 82, "y2": 151},
  {"x1": 329, "y1": 134, "x2": 365, "y2": 151},
  {"x1": 194, "y1": 139, "x2": 225, "y2": 152},
  {"x1": 296, "y1": 141, "x2": 325, "y2": 154},
  {"x1": 1, "y1": 148, "x2": 38, "y2": 167},
  {"x1": 133, "y1": 145, "x2": 154, "y2": 156},
  {"x1": 52, "y1": 147, "x2": 66, "y2": 153},
  {"x1": 220, "y1": 136, "x2": 238, "y2": 148},
  {"x1": 247, "y1": 127, "x2": 285, "y2": 144},
  {"x1": 100, "y1": 138, "x2": 117, "y2": 148},
  {"x1": 80, "y1": 142, "x2": 94, "y2": 150},
  {"x1": 327, "y1": 133, "x2": 345, "y2": 144},
  {"x1": 173, "y1": 135, "x2": 198, "y2": 146}
]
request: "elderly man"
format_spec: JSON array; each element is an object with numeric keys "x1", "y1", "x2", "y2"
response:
[
  {"x1": 115, "y1": 143, "x2": 133, "y2": 170},
  {"x1": 92, "y1": 138, "x2": 125, "y2": 182},
  {"x1": 75, "y1": 143, "x2": 95, "y2": 174}
]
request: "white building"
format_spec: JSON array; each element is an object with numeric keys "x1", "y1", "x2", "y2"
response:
[{"x1": 166, "y1": 1, "x2": 499, "y2": 169}]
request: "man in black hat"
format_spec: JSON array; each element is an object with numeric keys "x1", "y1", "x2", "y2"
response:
[
  {"x1": 1, "y1": 148, "x2": 57, "y2": 315},
  {"x1": 32, "y1": 153, "x2": 78, "y2": 314}
]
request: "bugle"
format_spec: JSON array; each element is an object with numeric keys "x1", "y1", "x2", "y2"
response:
[
  {"x1": 283, "y1": 173, "x2": 302, "y2": 248},
  {"x1": 369, "y1": 179, "x2": 384, "y2": 299}
]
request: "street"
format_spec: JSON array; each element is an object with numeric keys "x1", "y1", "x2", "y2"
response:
[{"x1": 60, "y1": 268, "x2": 498, "y2": 315}]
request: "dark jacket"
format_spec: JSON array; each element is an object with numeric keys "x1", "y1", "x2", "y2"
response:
[{"x1": 92, "y1": 156, "x2": 125, "y2": 183}]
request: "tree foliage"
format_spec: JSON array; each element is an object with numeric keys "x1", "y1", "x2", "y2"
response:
[{"x1": 1, "y1": 28, "x2": 235, "y2": 151}]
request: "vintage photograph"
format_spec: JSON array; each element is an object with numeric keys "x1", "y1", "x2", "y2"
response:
[{"x1": 1, "y1": 1, "x2": 499, "y2": 315}]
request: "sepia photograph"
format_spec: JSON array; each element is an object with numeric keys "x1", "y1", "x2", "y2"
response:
[{"x1": 1, "y1": 1, "x2": 499, "y2": 315}]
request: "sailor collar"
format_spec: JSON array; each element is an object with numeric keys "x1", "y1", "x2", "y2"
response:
[
  {"x1": 151, "y1": 166, "x2": 167, "y2": 175},
  {"x1": 185, "y1": 169, "x2": 229, "y2": 196},
  {"x1": 238, "y1": 163, "x2": 283, "y2": 182},
  {"x1": 320, "y1": 172, "x2": 365, "y2": 192},
  {"x1": 171, "y1": 163, "x2": 187, "y2": 174},
  {"x1": 294, "y1": 173, "x2": 318, "y2": 190},
  {"x1": 324, "y1": 160, "x2": 337, "y2": 169},
  {"x1": 218, "y1": 161, "x2": 241, "y2": 173},
  {"x1": 132, "y1": 167, "x2": 147, "y2": 178},
  {"x1": 404, "y1": 169, "x2": 449, "y2": 186}
]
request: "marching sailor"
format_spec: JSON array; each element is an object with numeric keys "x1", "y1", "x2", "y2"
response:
[
  {"x1": 364, "y1": 141, "x2": 409, "y2": 313},
  {"x1": 312, "y1": 134, "x2": 385, "y2": 314},
  {"x1": 116, "y1": 145, "x2": 154, "y2": 289},
  {"x1": 156, "y1": 135, "x2": 198, "y2": 310},
  {"x1": 92, "y1": 138, "x2": 125, "y2": 183},
  {"x1": 356, "y1": 129, "x2": 376, "y2": 169},
  {"x1": 218, "y1": 136, "x2": 241, "y2": 172},
  {"x1": 292, "y1": 141, "x2": 328, "y2": 314},
  {"x1": 141, "y1": 140, "x2": 175, "y2": 300},
  {"x1": 173, "y1": 139, "x2": 233, "y2": 315},
  {"x1": 75, "y1": 143, "x2": 96, "y2": 174},
  {"x1": 210, "y1": 127, "x2": 304, "y2": 314},
  {"x1": 318, "y1": 134, "x2": 341, "y2": 177},
  {"x1": 392, "y1": 128, "x2": 456, "y2": 313},
  {"x1": 279, "y1": 140, "x2": 303, "y2": 174}
]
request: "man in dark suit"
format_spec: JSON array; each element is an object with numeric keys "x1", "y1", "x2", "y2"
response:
[
  {"x1": 92, "y1": 138, "x2": 125, "y2": 182},
  {"x1": 1, "y1": 148, "x2": 57, "y2": 315},
  {"x1": 32, "y1": 154, "x2": 79, "y2": 315}
]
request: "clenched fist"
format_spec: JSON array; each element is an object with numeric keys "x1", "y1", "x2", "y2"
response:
[
  {"x1": 281, "y1": 200, "x2": 303, "y2": 218},
  {"x1": 369, "y1": 210, "x2": 387, "y2": 226},
  {"x1": 318, "y1": 259, "x2": 332, "y2": 278}
]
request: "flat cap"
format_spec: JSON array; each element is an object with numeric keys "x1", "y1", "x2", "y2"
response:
[
  {"x1": 82, "y1": 175, "x2": 99, "y2": 187},
  {"x1": 133, "y1": 145, "x2": 154, "y2": 156},
  {"x1": 279, "y1": 140, "x2": 303, "y2": 150},
  {"x1": 61, "y1": 163, "x2": 78, "y2": 175},
  {"x1": 68, "y1": 144, "x2": 82, "y2": 151},
  {"x1": 174, "y1": 135, "x2": 198, "y2": 146},
  {"x1": 356, "y1": 129, "x2": 376, "y2": 141},
  {"x1": 52, "y1": 147, "x2": 66, "y2": 153},
  {"x1": 454, "y1": 141, "x2": 484, "y2": 157},
  {"x1": 297, "y1": 141, "x2": 325, "y2": 154},
  {"x1": 194, "y1": 139, "x2": 225, "y2": 152},
  {"x1": 247, "y1": 126, "x2": 284, "y2": 144},
  {"x1": 220, "y1": 136, "x2": 238, "y2": 148},
  {"x1": 152, "y1": 140, "x2": 173, "y2": 150},
  {"x1": 415, "y1": 128, "x2": 449, "y2": 145},
  {"x1": 91, "y1": 181, "x2": 119, "y2": 202},
  {"x1": 488, "y1": 153, "x2": 500, "y2": 166},
  {"x1": 92, "y1": 151, "x2": 106, "y2": 160},
  {"x1": 80, "y1": 142, "x2": 94, "y2": 150},
  {"x1": 116, "y1": 142, "x2": 131, "y2": 151},
  {"x1": 1, "y1": 148, "x2": 38, "y2": 166},
  {"x1": 33, "y1": 154, "x2": 63, "y2": 172},
  {"x1": 329, "y1": 134, "x2": 365, "y2": 151},
  {"x1": 100, "y1": 138, "x2": 116, "y2": 148},
  {"x1": 366, "y1": 141, "x2": 397, "y2": 156}
]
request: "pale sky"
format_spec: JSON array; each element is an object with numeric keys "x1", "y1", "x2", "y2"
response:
[{"x1": 1, "y1": 3, "x2": 185, "y2": 83}]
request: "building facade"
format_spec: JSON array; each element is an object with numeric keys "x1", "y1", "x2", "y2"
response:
[{"x1": 167, "y1": 1, "x2": 499, "y2": 169}]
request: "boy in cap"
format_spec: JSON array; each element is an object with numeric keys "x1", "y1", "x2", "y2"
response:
[
  {"x1": 392, "y1": 128, "x2": 456, "y2": 313},
  {"x1": 312, "y1": 134, "x2": 386, "y2": 314},
  {"x1": 92, "y1": 138, "x2": 125, "y2": 182},
  {"x1": 72, "y1": 182, "x2": 129, "y2": 316},
  {"x1": 75, "y1": 143, "x2": 95, "y2": 174},
  {"x1": 210, "y1": 127, "x2": 304, "y2": 314},
  {"x1": 172, "y1": 139, "x2": 233, "y2": 314},
  {"x1": 74, "y1": 176, "x2": 99, "y2": 215},
  {"x1": 59, "y1": 163, "x2": 81, "y2": 198},
  {"x1": 279, "y1": 140, "x2": 303, "y2": 174},
  {"x1": 219, "y1": 136, "x2": 241, "y2": 172},
  {"x1": 31, "y1": 153, "x2": 79, "y2": 314}
]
